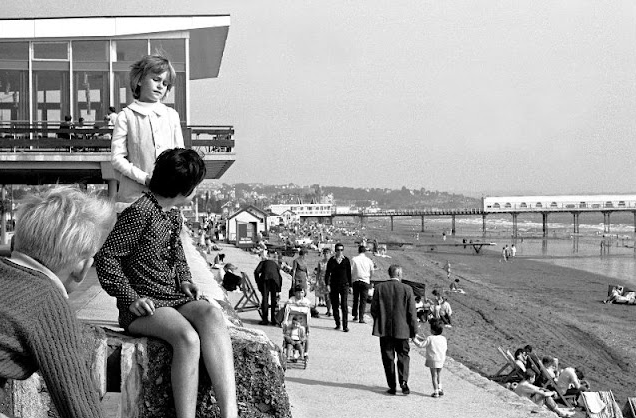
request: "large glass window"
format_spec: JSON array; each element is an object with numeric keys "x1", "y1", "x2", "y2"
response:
[
  {"x1": 114, "y1": 71, "x2": 133, "y2": 112},
  {"x1": 33, "y1": 42, "x2": 68, "y2": 60},
  {"x1": 0, "y1": 70, "x2": 29, "y2": 123},
  {"x1": 163, "y1": 72, "x2": 186, "y2": 117},
  {"x1": 150, "y1": 39, "x2": 185, "y2": 63},
  {"x1": 33, "y1": 70, "x2": 70, "y2": 122},
  {"x1": 73, "y1": 71, "x2": 109, "y2": 123},
  {"x1": 73, "y1": 40, "x2": 109, "y2": 62},
  {"x1": 114, "y1": 40, "x2": 147, "y2": 62},
  {"x1": 0, "y1": 42, "x2": 29, "y2": 61}
]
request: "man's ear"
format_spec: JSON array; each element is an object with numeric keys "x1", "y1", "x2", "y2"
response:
[{"x1": 71, "y1": 257, "x2": 94, "y2": 283}]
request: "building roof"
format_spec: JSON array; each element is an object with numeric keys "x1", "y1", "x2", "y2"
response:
[
  {"x1": 0, "y1": 15, "x2": 230, "y2": 80},
  {"x1": 228, "y1": 205, "x2": 268, "y2": 220}
]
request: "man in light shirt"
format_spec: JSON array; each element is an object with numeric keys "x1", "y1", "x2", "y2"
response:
[{"x1": 350, "y1": 245, "x2": 375, "y2": 323}]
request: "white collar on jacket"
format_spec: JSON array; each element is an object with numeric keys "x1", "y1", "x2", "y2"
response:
[{"x1": 128, "y1": 100, "x2": 169, "y2": 117}]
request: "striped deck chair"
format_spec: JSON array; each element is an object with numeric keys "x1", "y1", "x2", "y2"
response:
[
  {"x1": 491, "y1": 346, "x2": 525, "y2": 383},
  {"x1": 580, "y1": 391, "x2": 623, "y2": 418},
  {"x1": 526, "y1": 353, "x2": 576, "y2": 408},
  {"x1": 623, "y1": 397, "x2": 636, "y2": 418}
]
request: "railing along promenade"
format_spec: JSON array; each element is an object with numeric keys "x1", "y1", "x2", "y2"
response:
[{"x1": 331, "y1": 203, "x2": 636, "y2": 236}]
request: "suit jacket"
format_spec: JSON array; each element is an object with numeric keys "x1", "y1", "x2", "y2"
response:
[
  {"x1": 254, "y1": 259, "x2": 282, "y2": 292},
  {"x1": 371, "y1": 279, "x2": 418, "y2": 339}
]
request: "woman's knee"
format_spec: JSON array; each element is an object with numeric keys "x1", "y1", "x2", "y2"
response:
[
  {"x1": 171, "y1": 326, "x2": 201, "y2": 352},
  {"x1": 198, "y1": 304, "x2": 226, "y2": 328}
]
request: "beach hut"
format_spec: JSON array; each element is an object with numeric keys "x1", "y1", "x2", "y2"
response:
[{"x1": 226, "y1": 205, "x2": 268, "y2": 248}]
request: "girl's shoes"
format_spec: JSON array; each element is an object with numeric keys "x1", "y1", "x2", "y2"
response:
[
  {"x1": 431, "y1": 392, "x2": 440, "y2": 398},
  {"x1": 438, "y1": 389, "x2": 444, "y2": 396},
  {"x1": 326, "y1": 312, "x2": 332, "y2": 316}
]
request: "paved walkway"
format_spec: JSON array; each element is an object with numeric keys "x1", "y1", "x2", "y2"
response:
[{"x1": 70, "y1": 237, "x2": 555, "y2": 418}]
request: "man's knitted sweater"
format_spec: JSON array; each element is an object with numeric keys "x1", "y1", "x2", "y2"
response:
[{"x1": 0, "y1": 258, "x2": 103, "y2": 418}]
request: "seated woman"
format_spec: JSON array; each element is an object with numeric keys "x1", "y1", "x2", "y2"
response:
[
  {"x1": 514, "y1": 370, "x2": 575, "y2": 417},
  {"x1": 604, "y1": 286, "x2": 636, "y2": 304},
  {"x1": 514, "y1": 348, "x2": 527, "y2": 372}
]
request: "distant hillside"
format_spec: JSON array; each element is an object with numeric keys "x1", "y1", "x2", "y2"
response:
[{"x1": 322, "y1": 186, "x2": 482, "y2": 209}]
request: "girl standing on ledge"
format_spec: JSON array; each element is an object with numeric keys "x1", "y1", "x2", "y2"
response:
[{"x1": 111, "y1": 54, "x2": 184, "y2": 211}]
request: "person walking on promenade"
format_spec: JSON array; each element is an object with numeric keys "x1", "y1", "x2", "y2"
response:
[
  {"x1": 291, "y1": 249, "x2": 309, "y2": 296},
  {"x1": 96, "y1": 149, "x2": 238, "y2": 418},
  {"x1": 419, "y1": 319, "x2": 448, "y2": 398},
  {"x1": 254, "y1": 251, "x2": 283, "y2": 326},
  {"x1": 444, "y1": 260, "x2": 451, "y2": 279},
  {"x1": 371, "y1": 264, "x2": 418, "y2": 395},
  {"x1": 325, "y1": 243, "x2": 352, "y2": 332},
  {"x1": 351, "y1": 245, "x2": 375, "y2": 323},
  {"x1": 0, "y1": 186, "x2": 115, "y2": 418},
  {"x1": 314, "y1": 248, "x2": 332, "y2": 316}
]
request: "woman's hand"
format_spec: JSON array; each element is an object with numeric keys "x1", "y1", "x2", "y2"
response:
[
  {"x1": 181, "y1": 281, "x2": 202, "y2": 300},
  {"x1": 129, "y1": 297, "x2": 155, "y2": 316}
]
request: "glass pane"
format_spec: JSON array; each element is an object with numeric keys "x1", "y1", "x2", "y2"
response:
[
  {"x1": 33, "y1": 42, "x2": 68, "y2": 60},
  {"x1": 0, "y1": 42, "x2": 29, "y2": 60},
  {"x1": 0, "y1": 70, "x2": 29, "y2": 122},
  {"x1": 162, "y1": 72, "x2": 186, "y2": 118},
  {"x1": 73, "y1": 40, "x2": 109, "y2": 62},
  {"x1": 74, "y1": 71, "x2": 109, "y2": 123},
  {"x1": 150, "y1": 39, "x2": 185, "y2": 63},
  {"x1": 115, "y1": 40, "x2": 147, "y2": 62},
  {"x1": 114, "y1": 71, "x2": 133, "y2": 111},
  {"x1": 33, "y1": 70, "x2": 70, "y2": 122}
]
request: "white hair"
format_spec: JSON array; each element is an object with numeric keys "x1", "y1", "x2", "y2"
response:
[{"x1": 13, "y1": 186, "x2": 116, "y2": 272}]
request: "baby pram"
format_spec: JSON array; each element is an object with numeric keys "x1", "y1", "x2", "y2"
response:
[{"x1": 281, "y1": 304, "x2": 310, "y2": 369}]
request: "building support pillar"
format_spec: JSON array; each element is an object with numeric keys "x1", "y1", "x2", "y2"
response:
[
  {"x1": 542, "y1": 212, "x2": 549, "y2": 237},
  {"x1": 482, "y1": 214, "x2": 486, "y2": 236},
  {"x1": 421, "y1": 215, "x2": 425, "y2": 232},
  {"x1": 1, "y1": 185, "x2": 6, "y2": 245},
  {"x1": 451, "y1": 215, "x2": 456, "y2": 236},
  {"x1": 511, "y1": 213, "x2": 518, "y2": 237},
  {"x1": 390, "y1": 216, "x2": 394, "y2": 231}
]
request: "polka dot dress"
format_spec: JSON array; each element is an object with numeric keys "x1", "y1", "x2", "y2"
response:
[{"x1": 95, "y1": 192, "x2": 194, "y2": 330}]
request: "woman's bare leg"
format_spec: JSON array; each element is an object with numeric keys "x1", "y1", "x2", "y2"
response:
[
  {"x1": 179, "y1": 301, "x2": 238, "y2": 418},
  {"x1": 128, "y1": 308, "x2": 201, "y2": 418}
]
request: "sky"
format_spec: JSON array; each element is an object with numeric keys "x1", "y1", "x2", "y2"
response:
[{"x1": 2, "y1": 1, "x2": 636, "y2": 197}]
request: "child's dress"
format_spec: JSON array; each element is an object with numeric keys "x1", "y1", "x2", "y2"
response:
[
  {"x1": 95, "y1": 192, "x2": 196, "y2": 330},
  {"x1": 422, "y1": 335, "x2": 448, "y2": 369}
]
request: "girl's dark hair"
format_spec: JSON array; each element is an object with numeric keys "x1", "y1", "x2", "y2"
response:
[
  {"x1": 430, "y1": 319, "x2": 443, "y2": 335},
  {"x1": 515, "y1": 348, "x2": 525, "y2": 359},
  {"x1": 149, "y1": 148, "x2": 206, "y2": 198}
]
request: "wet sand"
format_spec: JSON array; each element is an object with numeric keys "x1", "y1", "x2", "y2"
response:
[{"x1": 297, "y1": 226, "x2": 636, "y2": 406}]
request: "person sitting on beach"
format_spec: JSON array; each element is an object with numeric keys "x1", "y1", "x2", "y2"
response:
[
  {"x1": 603, "y1": 286, "x2": 636, "y2": 304},
  {"x1": 449, "y1": 278, "x2": 465, "y2": 293},
  {"x1": 221, "y1": 263, "x2": 242, "y2": 292},
  {"x1": 514, "y1": 370, "x2": 575, "y2": 417},
  {"x1": 555, "y1": 366, "x2": 589, "y2": 398},
  {"x1": 514, "y1": 348, "x2": 527, "y2": 372},
  {"x1": 0, "y1": 186, "x2": 116, "y2": 418},
  {"x1": 433, "y1": 294, "x2": 453, "y2": 328}
]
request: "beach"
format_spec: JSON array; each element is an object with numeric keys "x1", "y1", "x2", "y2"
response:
[{"x1": 292, "y1": 221, "x2": 636, "y2": 407}]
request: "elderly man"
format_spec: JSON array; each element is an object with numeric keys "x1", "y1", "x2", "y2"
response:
[
  {"x1": 0, "y1": 186, "x2": 115, "y2": 418},
  {"x1": 371, "y1": 264, "x2": 418, "y2": 395},
  {"x1": 254, "y1": 251, "x2": 282, "y2": 325}
]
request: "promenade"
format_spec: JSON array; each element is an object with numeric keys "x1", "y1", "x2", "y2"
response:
[{"x1": 69, "y1": 239, "x2": 554, "y2": 418}]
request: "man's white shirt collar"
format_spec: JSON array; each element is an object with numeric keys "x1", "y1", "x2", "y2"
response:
[{"x1": 9, "y1": 251, "x2": 68, "y2": 298}]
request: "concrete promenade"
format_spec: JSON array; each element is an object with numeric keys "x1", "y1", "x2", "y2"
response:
[{"x1": 69, "y1": 238, "x2": 555, "y2": 418}]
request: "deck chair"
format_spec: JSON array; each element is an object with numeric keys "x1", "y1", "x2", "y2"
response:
[
  {"x1": 622, "y1": 397, "x2": 636, "y2": 418},
  {"x1": 402, "y1": 279, "x2": 426, "y2": 299},
  {"x1": 233, "y1": 272, "x2": 263, "y2": 319},
  {"x1": 580, "y1": 391, "x2": 623, "y2": 418},
  {"x1": 491, "y1": 346, "x2": 525, "y2": 383},
  {"x1": 527, "y1": 353, "x2": 576, "y2": 408}
]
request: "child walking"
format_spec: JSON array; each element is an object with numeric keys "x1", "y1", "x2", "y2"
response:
[
  {"x1": 420, "y1": 319, "x2": 448, "y2": 398},
  {"x1": 96, "y1": 149, "x2": 238, "y2": 418}
]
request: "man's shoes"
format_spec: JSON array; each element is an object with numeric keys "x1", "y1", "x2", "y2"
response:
[
  {"x1": 386, "y1": 388, "x2": 396, "y2": 395},
  {"x1": 343, "y1": 327, "x2": 349, "y2": 332},
  {"x1": 326, "y1": 312, "x2": 332, "y2": 316},
  {"x1": 334, "y1": 325, "x2": 341, "y2": 330},
  {"x1": 432, "y1": 392, "x2": 440, "y2": 398},
  {"x1": 271, "y1": 322, "x2": 281, "y2": 327},
  {"x1": 352, "y1": 316, "x2": 358, "y2": 321},
  {"x1": 401, "y1": 382, "x2": 410, "y2": 395},
  {"x1": 359, "y1": 319, "x2": 366, "y2": 324},
  {"x1": 258, "y1": 320, "x2": 269, "y2": 325},
  {"x1": 438, "y1": 388, "x2": 444, "y2": 396}
]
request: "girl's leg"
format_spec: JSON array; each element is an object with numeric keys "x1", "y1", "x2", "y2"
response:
[
  {"x1": 429, "y1": 368, "x2": 439, "y2": 392},
  {"x1": 128, "y1": 308, "x2": 201, "y2": 418},
  {"x1": 179, "y1": 301, "x2": 238, "y2": 418},
  {"x1": 297, "y1": 342, "x2": 305, "y2": 358},
  {"x1": 437, "y1": 368, "x2": 443, "y2": 394}
]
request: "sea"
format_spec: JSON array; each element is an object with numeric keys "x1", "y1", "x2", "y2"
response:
[{"x1": 365, "y1": 212, "x2": 636, "y2": 287}]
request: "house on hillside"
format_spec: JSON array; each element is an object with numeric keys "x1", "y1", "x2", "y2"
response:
[
  {"x1": 266, "y1": 209, "x2": 298, "y2": 229},
  {"x1": 226, "y1": 205, "x2": 268, "y2": 248}
]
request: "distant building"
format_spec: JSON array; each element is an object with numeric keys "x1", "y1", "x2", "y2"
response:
[
  {"x1": 267, "y1": 209, "x2": 299, "y2": 229},
  {"x1": 268, "y1": 202, "x2": 332, "y2": 223},
  {"x1": 226, "y1": 205, "x2": 268, "y2": 248}
]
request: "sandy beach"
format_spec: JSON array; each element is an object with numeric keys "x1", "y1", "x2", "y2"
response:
[{"x1": 289, "y1": 223, "x2": 636, "y2": 407}]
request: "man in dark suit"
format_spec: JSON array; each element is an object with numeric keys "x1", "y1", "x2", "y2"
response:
[
  {"x1": 371, "y1": 264, "x2": 418, "y2": 395},
  {"x1": 254, "y1": 251, "x2": 282, "y2": 325},
  {"x1": 324, "y1": 242, "x2": 352, "y2": 332}
]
